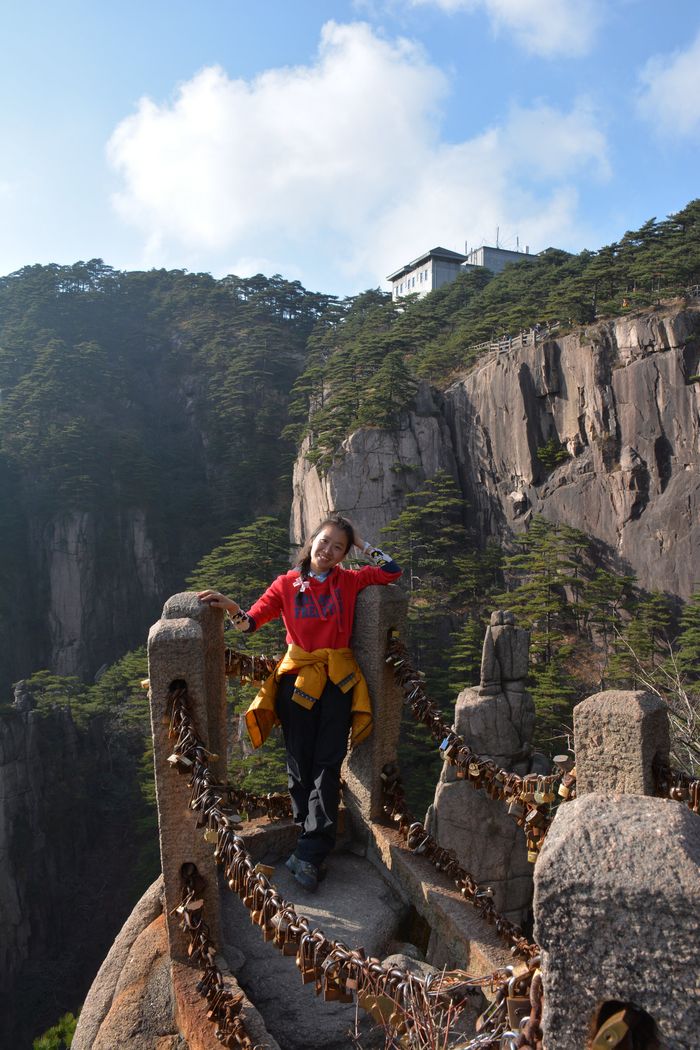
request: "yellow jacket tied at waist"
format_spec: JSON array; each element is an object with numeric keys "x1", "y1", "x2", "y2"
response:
[{"x1": 244, "y1": 645, "x2": 372, "y2": 750}]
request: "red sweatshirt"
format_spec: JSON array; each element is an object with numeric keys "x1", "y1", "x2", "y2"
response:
[{"x1": 246, "y1": 562, "x2": 402, "y2": 651}]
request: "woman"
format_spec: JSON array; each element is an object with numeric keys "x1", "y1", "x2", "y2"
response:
[{"x1": 198, "y1": 514, "x2": 401, "y2": 891}]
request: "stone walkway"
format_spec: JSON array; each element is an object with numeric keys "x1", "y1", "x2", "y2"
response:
[{"x1": 220, "y1": 849, "x2": 408, "y2": 1050}]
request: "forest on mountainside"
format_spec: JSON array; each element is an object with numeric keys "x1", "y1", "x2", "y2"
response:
[
  {"x1": 0, "y1": 263, "x2": 333, "y2": 696},
  {"x1": 0, "y1": 266, "x2": 331, "y2": 1048},
  {"x1": 0, "y1": 261, "x2": 331, "y2": 528}
]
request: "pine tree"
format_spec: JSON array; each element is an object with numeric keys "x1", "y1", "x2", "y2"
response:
[
  {"x1": 448, "y1": 615, "x2": 485, "y2": 693},
  {"x1": 530, "y1": 656, "x2": 578, "y2": 748},
  {"x1": 580, "y1": 568, "x2": 637, "y2": 684},
  {"x1": 676, "y1": 590, "x2": 700, "y2": 686},
  {"x1": 608, "y1": 591, "x2": 672, "y2": 687},
  {"x1": 497, "y1": 516, "x2": 589, "y2": 665},
  {"x1": 186, "y1": 516, "x2": 291, "y2": 791},
  {"x1": 32, "y1": 1011, "x2": 78, "y2": 1050},
  {"x1": 186, "y1": 515, "x2": 290, "y2": 649}
]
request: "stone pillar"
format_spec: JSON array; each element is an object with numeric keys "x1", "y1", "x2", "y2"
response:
[
  {"x1": 425, "y1": 611, "x2": 536, "y2": 925},
  {"x1": 479, "y1": 609, "x2": 530, "y2": 699},
  {"x1": 148, "y1": 593, "x2": 226, "y2": 960},
  {"x1": 534, "y1": 794, "x2": 700, "y2": 1049},
  {"x1": 573, "y1": 689, "x2": 670, "y2": 796},
  {"x1": 342, "y1": 585, "x2": 408, "y2": 825}
]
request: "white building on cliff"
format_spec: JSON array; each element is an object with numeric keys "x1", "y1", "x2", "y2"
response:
[{"x1": 388, "y1": 243, "x2": 536, "y2": 300}]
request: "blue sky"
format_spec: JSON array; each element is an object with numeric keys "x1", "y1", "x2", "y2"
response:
[{"x1": 2, "y1": 0, "x2": 700, "y2": 295}]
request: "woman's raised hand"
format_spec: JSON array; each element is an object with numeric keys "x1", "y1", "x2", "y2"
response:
[{"x1": 197, "y1": 589, "x2": 240, "y2": 615}]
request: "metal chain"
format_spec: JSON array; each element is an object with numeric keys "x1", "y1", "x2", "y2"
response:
[
  {"x1": 224, "y1": 647, "x2": 278, "y2": 684},
  {"x1": 433, "y1": 961, "x2": 544, "y2": 1049},
  {"x1": 222, "y1": 647, "x2": 294, "y2": 820},
  {"x1": 175, "y1": 865, "x2": 254, "y2": 1049},
  {"x1": 654, "y1": 759, "x2": 700, "y2": 814},
  {"x1": 167, "y1": 681, "x2": 512, "y2": 1046},
  {"x1": 385, "y1": 636, "x2": 576, "y2": 860},
  {"x1": 222, "y1": 784, "x2": 294, "y2": 821},
  {"x1": 380, "y1": 764, "x2": 539, "y2": 963}
]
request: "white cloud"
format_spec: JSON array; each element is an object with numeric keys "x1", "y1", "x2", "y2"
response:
[
  {"x1": 637, "y1": 29, "x2": 700, "y2": 137},
  {"x1": 108, "y1": 23, "x2": 444, "y2": 252},
  {"x1": 358, "y1": 100, "x2": 609, "y2": 282},
  {"x1": 107, "y1": 21, "x2": 609, "y2": 293},
  {"x1": 408, "y1": 0, "x2": 602, "y2": 57}
]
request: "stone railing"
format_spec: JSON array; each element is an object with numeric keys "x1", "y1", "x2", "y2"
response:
[{"x1": 534, "y1": 690, "x2": 700, "y2": 1049}]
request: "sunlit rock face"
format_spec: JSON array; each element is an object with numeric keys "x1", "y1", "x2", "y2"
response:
[
  {"x1": 292, "y1": 302, "x2": 700, "y2": 600},
  {"x1": 447, "y1": 302, "x2": 700, "y2": 598},
  {"x1": 291, "y1": 381, "x2": 457, "y2": 545}
]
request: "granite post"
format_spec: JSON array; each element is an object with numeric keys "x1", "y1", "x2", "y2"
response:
[
  {"x1": 534, "y1": 794, "x2": 700, "y2": 1049},
  {"x1": 148, "y1": 592, "x2": 226, "y2": 961},
  {"x1": 342, "y1": 584, "x2": 408, "y2": 826},
  {"x1": 573, "y1": 688, "x2": 670, "y2": 796},
  {"x1": 533, "y1": 689, "x2": 695, "y2": 1048}
]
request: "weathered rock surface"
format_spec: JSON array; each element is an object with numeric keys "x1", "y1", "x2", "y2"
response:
[
  {"x1": 74, "y1": 877, "x2": 278, "y2": 1050},
  {"x1": 72, "y1": 880, "x2": 174, "y2": 1050},
  {"x1": 293, "y1": 302, "x2": 700, "y2": 600},
  {"x1": 534, "y1": 794, "x2": 700, "y2": 1050},
  {"x1": 448, "y1": 302, "x2": 700, "y2": 598},
  {"x1": 76, "y1": 848, "x2": 484, "y2": 1050},
  {"x1": 292, "y1": 382, "x2": 457, "y2": 543},
  {"x1": 479, "y1": 610, "x2": 530, "y2": 694},
  {"x1": 426, "y1": 681, "x2": 535, "y2": 925},
  {"x1": 425, "y1": 614, "x2": 536, "y2": 925},
  {"x1": 41, "y1": 508, "x2": 162, "y2": 678},
  {"x1": 573, "y1": 689, "x2": 670, "y2": 796},
  {"x1": 0, "y1": 697, "x2": 143, "y2": 1050}
]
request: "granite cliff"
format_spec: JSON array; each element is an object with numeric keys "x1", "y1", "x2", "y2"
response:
[
  {"x1": 0, "y1": 687, "x2": 147, "y2": 1049},
  {"x1": 293, "y1": 300, "x2": 700, "y2": 599}
]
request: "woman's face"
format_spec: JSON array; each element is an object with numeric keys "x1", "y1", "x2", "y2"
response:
[{"x1": 309, "y1": 524, "x2": 350, "y2": 574}]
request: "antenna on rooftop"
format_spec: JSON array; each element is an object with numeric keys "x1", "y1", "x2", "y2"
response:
[{"x1": 496, "y1": 226, "x2": 500, "y2": 248}]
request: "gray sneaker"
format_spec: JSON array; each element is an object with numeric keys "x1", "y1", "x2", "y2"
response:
[{"x1": 285, "y1": 853, "x2": 319, "y2": 891}]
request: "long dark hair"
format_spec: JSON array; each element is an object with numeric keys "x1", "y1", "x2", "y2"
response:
[{"x1": 294, "y1": 514, "x2": 356, "y2": 601}]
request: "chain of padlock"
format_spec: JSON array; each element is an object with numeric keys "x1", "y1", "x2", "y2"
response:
[
  {"x1": 460, "y1": 965, "x2": 544, "y2": 1050},
  {"x1": 167, "y1": 680, "x2": 514, "y2": 1045},
  {"x1": 380, "y1": 764, "x2": 539, "y2": 963},
  {"x1": 175, "y1": 865, "x2": 254, "y2": 1049},
  {"x1": 385, "y1": 636, "x2": 577, "y2": 860},
  {"x1": 222, "y1": 784, "x2": 294, "y2": 821},
  {"x1": 224, "y1": 647, "x2": 279, "y2": 684},
  {"x1": 653, "y1": 759, "x2": 700, "y2": 814}
]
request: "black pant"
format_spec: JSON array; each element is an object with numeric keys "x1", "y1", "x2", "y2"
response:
[{"x1": 275, "y1": 673, "x2": 353, "y2": 866}]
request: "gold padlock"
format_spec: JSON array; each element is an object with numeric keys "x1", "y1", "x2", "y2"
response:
[
  {"x1": 506, "y1": 995, "x2": 531, "y2": 1029},
  {"x1": 590, "y1": 1008, "x2": 630, "y2": 1049}
]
